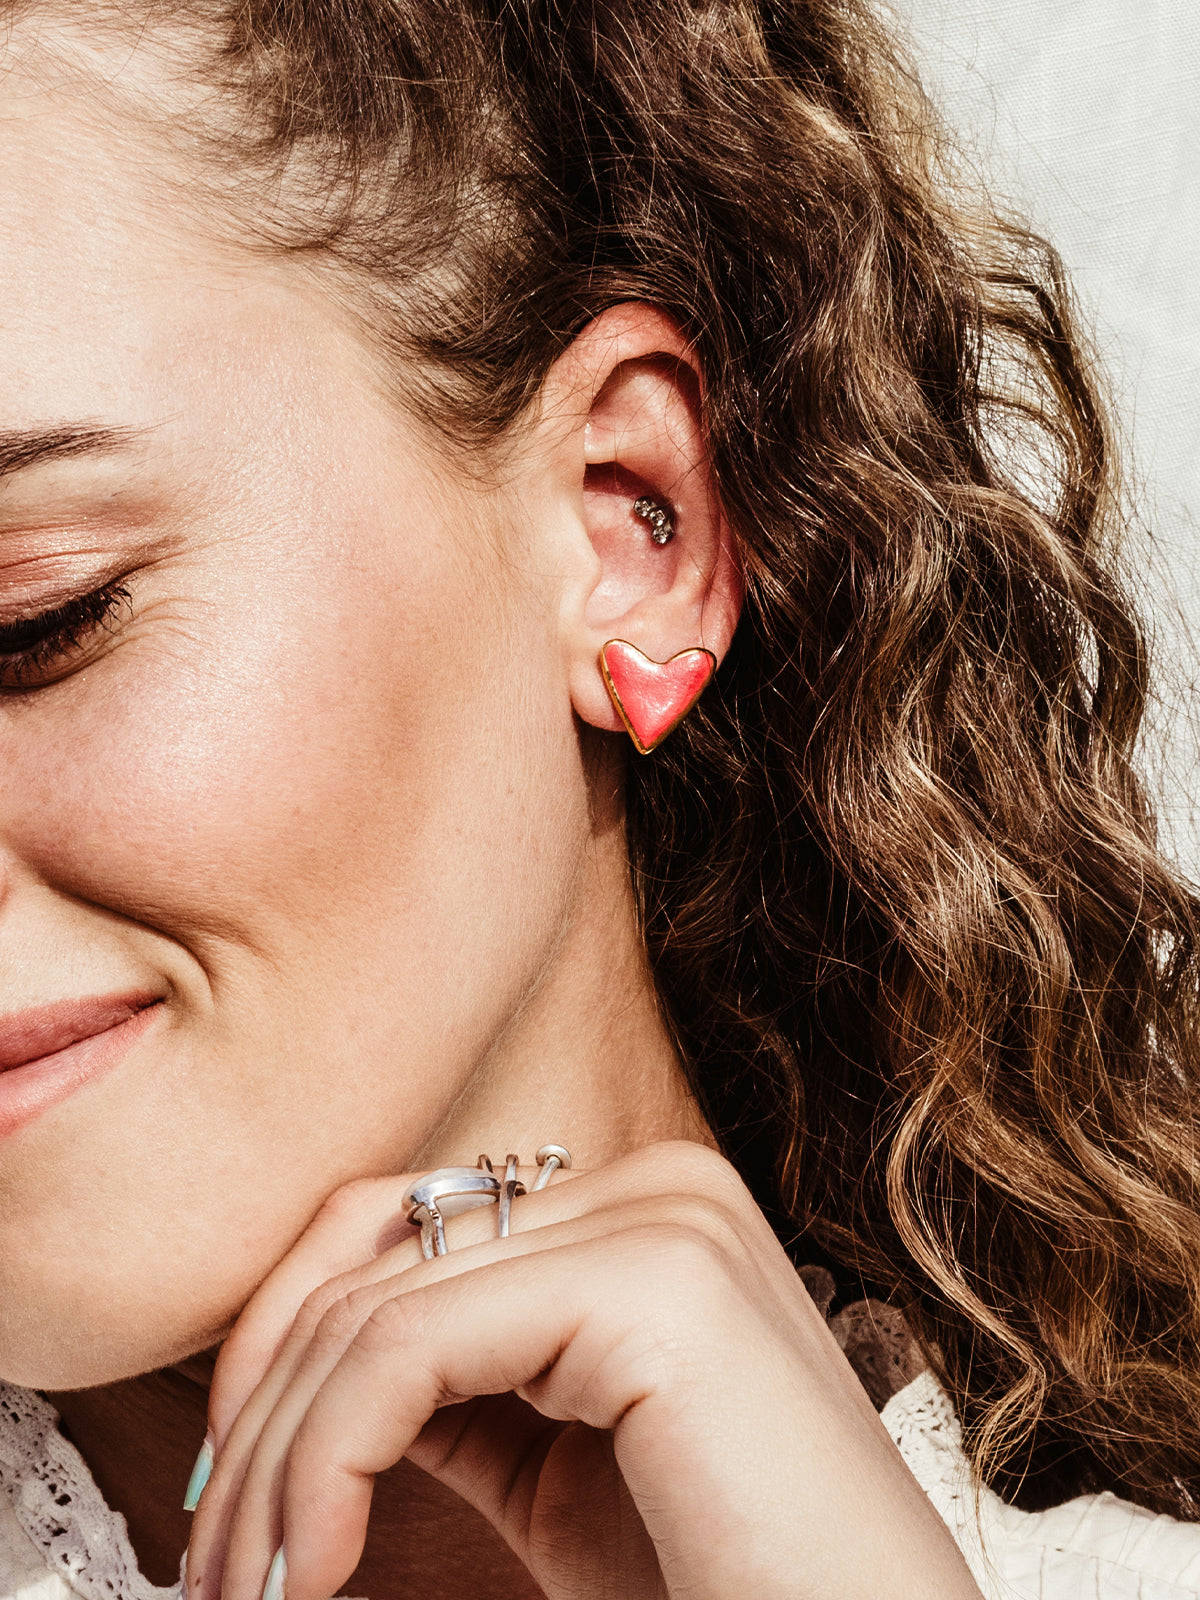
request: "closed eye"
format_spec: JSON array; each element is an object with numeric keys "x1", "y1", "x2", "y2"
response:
[{"x1": 0, "y1": 580, "x2": 132, "y2": 689}]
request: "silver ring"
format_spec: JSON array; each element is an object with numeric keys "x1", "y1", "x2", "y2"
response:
[
  {"x1": 531, "y1": 1144, "x2": 572, "y2": 1191},
  {"x1": 497, "y1": 1153, "x2": 526, "y2": 1237},
  {"x1": 402, "y1": 1145, "x2": 572, "y2": 1256},
  {"x1": 402, "y1": 1164, "x2": 500, "y2": 1258}
]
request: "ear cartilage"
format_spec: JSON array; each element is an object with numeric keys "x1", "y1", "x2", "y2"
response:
[{"x1": 634, "y1": 495, "x2": 675, "y2": 545}]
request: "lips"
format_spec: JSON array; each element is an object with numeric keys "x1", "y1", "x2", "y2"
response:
[
  {"x1": 0, "y1": 990, "x2": 163, "y2": 1138},
  {"x1": 0, "y1": 992, "x2": 161, "y2": 1073}
]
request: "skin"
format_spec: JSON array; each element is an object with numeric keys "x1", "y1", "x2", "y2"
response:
[{"x1": 0, "y1": 24, "x2": 985, "y2": 1600}]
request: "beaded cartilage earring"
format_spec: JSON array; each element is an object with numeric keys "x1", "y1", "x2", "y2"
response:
[
  {"x1": 600, "y1": 639, "x2": 716, "y2": 755},
  {"x1": 634, "y1": 494, "x2": 675, "y2": 544}
]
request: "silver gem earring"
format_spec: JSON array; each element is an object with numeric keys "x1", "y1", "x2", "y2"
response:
[{"x1": 634, "y1": 495, "x2": 675, "y2": 545}]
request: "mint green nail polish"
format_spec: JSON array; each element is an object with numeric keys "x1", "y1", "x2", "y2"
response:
[
  {"x1": 262, "y1": 1546, "x2": 287, "y2": 1600},
  {"x1": 182, "y1": 1435, "x2": 214, "y2": 1512}
]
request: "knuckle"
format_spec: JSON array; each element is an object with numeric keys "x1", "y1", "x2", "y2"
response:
[
  {"x1": 640, "y1": 1216, "x2": 730, "y2": 1281},
  {"x1": 356, "y1": 1289, "x2": 422, "y2": 1353},
  {"x1": 313, "y1": 1174, "x2": 390, "y2": 1226},
  {"x1": 293, "y1": 1279, "x2": 348, "y2": 1338},
  {"x1": 305, "y1": 1282, "x2": 381, "y2": 1351},
  {"x1": 674, "y1": 1193, "x2": 748, "y2": 1257},
  {"x1": 673, "y1": 1141, "x2": 750, "y2": 1201},
  {"x1": 626, "y1": 1139, "x2": 750, "y2": 1201},
  {"x1": 621, "y1": 1189, "x2": 749, "y2": 1270}
]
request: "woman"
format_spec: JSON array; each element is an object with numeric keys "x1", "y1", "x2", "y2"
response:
[{"x1": 0, "y1": 2, "x2": 1197, "y2": 1598}]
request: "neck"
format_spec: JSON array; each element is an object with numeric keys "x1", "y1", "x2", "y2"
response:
[
  {"x1": 48, "y1": 801, "x2": 708, "y2": 1597},
  {"x1": 406, "y1": 760, "x2": 710, "y2": 1177}
]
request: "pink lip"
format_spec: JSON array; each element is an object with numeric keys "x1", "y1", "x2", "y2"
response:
[{"x1": 0, "y1": 992, "x2": 162, "y2": 1136}]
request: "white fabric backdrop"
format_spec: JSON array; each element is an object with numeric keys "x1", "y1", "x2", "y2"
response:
[{"x1": 896, "y1": 1, "x2": 1200, "y2": 870}]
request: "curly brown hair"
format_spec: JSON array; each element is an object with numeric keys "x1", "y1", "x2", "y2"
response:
[{"x1": 25, "y1": 0, "x2": 1200, "y2": 1520}]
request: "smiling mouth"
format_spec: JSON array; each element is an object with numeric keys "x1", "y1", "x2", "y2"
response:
[
  {"x1": 0, "y1": 992, "x2": 163, "y2": 1073},
  {"x1": 0, "y1": 991, "x2": 165, "y2": 1137}
]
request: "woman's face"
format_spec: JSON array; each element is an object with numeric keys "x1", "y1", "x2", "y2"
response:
[{"x1": 0, "y1": 46, "x2": 599, "y2": 1385}]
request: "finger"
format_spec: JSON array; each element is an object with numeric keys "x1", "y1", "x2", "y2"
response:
[
  {"x1": 189, "y1": 1197, "x2": 628, "y2": 1600},
  {"x1": 192, "y1": 1145, "x2": 792, "y2": 1597},
  {"x1": 205, "y1": 1142, "x2": 743, "y2": 1451},
  {"x1": 197, "y1": 1160, "x2": 575, "y2": 1544},
  {"x1": 271, "y1": 1227, "x2": 966, "y2": 1600},
  {"x1": 203, "y1": 1145, "x2": 739, "y2": 1459},
  {"x1": 197, "y1": 1161, "x2": 560, "y2": 1541},
  {"x1": 410, "y1": 1402, "x2": 665, "y2": 1600},
  {"x1": 199, "y1": 1181, "x2": 742, "y2": 1600},
  {"x1": 187, "y1": 1293, "x2": 363, "y2": 1600},
  {"x1": 206, "y1": 1157, "x2": 585, "y2": 1446},
  {"x1": 187, "y1": 1238, "x2": 413, "y2": 1595},
  {"x1": 201, "y1": 1145, "x2": 976, "y2": 1600},
  {"x1": 207, "y1": 1175, "x2": 425, "y2": 1444},
  {"x1": 404, "y1": 1399, "x2": 665, "y2": 1598},
  {"x1": 273, "y1": 1234, "x2": 668, "y2": 1600}
]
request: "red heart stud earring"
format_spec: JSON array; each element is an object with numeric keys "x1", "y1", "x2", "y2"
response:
[{"x1": 600, "y1": 639, "x2": 717, "y2": 755}]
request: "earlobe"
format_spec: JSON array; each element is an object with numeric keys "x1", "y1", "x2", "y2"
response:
[{"x1": 599, "y1": 639, "x2": 717, "y2": 755}]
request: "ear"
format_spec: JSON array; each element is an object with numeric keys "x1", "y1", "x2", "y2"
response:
[{"x1": 539, "y1": 304, "x2": 742, "y2": 744}]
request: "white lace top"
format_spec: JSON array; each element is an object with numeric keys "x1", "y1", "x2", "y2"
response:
[
  {"x1": 0, "y1": 1377, "x2": 1195, "y2": 1600},
  {"x1": 883, "y1": 1371, "x2": 1200, "y2": 1598}
]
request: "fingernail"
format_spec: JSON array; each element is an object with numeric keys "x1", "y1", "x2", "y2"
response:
[
  {"x1": 262, "y1": 1545, "x2": 287, "y2": 1600},
  {"x1": 182, "y1": 1435, "x2": 214, "y2": 1512}
]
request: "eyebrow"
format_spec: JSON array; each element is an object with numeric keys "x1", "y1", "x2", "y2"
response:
[{"x1": 0, "y1": 425, "x2": 148, "y2": 481}]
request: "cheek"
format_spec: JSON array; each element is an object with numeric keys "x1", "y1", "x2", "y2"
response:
[
  {"x1": 10, "y1": 629, "x2": 403, "y2": 929},
  {"x1": 0, "y1": 533, "x2": 586, "y2": 1385},
  {"x1": 0, "y1": 533, "x2": 583, "y2": 1049},
  {"x1": 2, "y1": 540, "x2": 543, "y2": 945}
]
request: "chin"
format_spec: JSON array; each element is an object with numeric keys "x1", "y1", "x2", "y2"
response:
[
  {"x1": 0, "y1": 1269, "x2": 236, "y2": 1391},
  {"x1": 0, "y1": 1335, "x2": 206, "y2": 1395}
]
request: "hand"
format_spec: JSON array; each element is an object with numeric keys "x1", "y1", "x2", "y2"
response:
[{"x1": 185, "y1": 1141, "x2": 983, "y2": 1600}]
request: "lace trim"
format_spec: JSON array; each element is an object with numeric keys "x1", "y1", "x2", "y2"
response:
[
  {"x1": 0, "y1": 1383, "x2": 180, "y2": 1600},
  {"x1": 881, "y1": 1366, "x2": 968, "y2": 1490}
]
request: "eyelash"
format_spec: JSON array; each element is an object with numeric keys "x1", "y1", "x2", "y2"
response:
[{"x1": 0, "y1": 580, "x2": 132, "y2": 688}]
